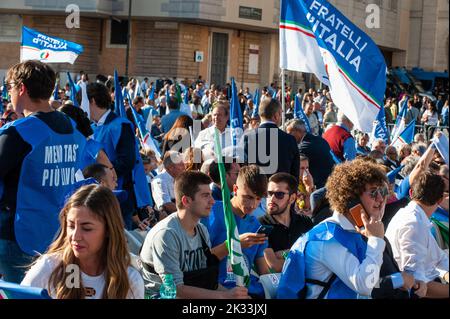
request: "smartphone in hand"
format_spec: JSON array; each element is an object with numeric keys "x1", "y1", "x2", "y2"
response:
[
  {"x1": 256, "y1": 225, "x2": 274, "y2": 236},
  {"x1": 347, "y1": 200, "x2": 365, "y2": 228}
]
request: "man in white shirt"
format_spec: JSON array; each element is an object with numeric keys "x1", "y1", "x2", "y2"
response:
[
  {"x1": 194, "y1": 103, "x2": 231, "y2": 153},
  {"x1": 140, "y1": 77, "x2": 149, "y2": 94},
  {"x1": 386, "y1": 171, "x2": 449, "y2": 298},
  {"x1": 305, "y1": 102, "x2": 320, "y2": 136},
  {"x1": 151, "y1": 151, "x2": 185, "y2": 214}
]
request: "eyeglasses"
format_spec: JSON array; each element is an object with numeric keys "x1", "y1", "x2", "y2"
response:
[
  {"x1": 267, "y1": 191, "x2": 291, "y2": 200},
  {"x1": 364, "y1": 186, "x2": 389, "y2": 199},
  {"x1": 4, "y1": 82, "x2": 17, "y2": 91}
]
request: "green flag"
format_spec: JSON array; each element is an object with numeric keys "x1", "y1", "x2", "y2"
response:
[
  {"x1": 214, "y1": 128, "x2": 250, "y2": 287},
  {"x1": 175, "y1": 82, "x2": 182, "y2": 108}
]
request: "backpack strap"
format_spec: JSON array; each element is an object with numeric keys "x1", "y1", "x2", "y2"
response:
[
  {"x1": 196, "y1": 225, "x2": 219, "y2": 266},
  {"x1": 305, "y1": 274, "x2": 337, "y2": 299}
]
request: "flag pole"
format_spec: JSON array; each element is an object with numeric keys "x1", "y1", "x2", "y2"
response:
[
  {"x1": 281, "y1": 68, "x2": 286, "y2": 131},
  {"x1": 125, "y1": 0, "x2": 132, "y2": 80}
]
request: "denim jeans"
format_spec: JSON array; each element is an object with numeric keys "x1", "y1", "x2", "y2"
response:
[{"x1": 0, "y1": 212, "x2": 34, "y2": 283}]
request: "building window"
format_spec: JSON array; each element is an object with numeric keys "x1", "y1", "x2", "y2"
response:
[
  {"x1": 389, "y1": 0, "x2": 398, "y2": 11},
  {"x1": 110, "y1": 19, "x2": 128, "y2": 45},
  {"x1": 0, "y1": 14, "x2": 22, "y2": 43},
  {"x1": 239, "y1": 6, "x2": 262, "y2": 21}
]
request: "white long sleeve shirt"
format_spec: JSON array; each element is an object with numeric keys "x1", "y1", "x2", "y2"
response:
[
  {"x1": 305, "y1": 212, "x2": 386, "y2": 298},
  {"x1": 386, "y1": 201, "x2": 448, "y2": 283}
]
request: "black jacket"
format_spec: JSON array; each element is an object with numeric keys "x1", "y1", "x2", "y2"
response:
[
  {"x1": 243, "y1": 122, "x2": 300, "y2": 180},
  {"x1": 371, "y1": 237, "x2": 410, "y2": 299},
  {"x1": 299, "y1": 133, "x2": 335, "y2": 189}
]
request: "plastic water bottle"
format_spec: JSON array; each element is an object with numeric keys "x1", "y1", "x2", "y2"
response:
[{"x1": 159, "y1": 274, "x2": 177, "y2": 299}]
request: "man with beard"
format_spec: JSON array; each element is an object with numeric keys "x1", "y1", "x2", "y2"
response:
[{"x1": 258, "y1": 173, "x2": 313, "y2": 272}]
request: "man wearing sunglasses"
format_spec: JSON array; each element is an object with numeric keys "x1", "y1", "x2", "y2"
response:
[{"x1": 259, "y1": 173, "x2": 313, "y2": 273}]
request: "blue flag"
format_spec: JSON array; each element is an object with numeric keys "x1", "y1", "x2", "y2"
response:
[
  {"x1": 135, "y1": 81, "x2": 142, "y2": 98},
  {"x1": 125, "y1": 89, "x2": 147, "y2": 138},
  {"x1": 0, "y1": 280, "x2": 51, "y2": 299},
  {"x1": 387, "y1": 165, "x2": 404, "y2": 184},
  {"x1": 252, "y1": 89, "x2": 260, "y2": 118},
  {"x1": 1, "y1": 79, "x2": 8, "y2": 102},
  {"x1": 183, "y1": 86, "x2": 189, "y2": 105},
  {"x1": 280, "y1": 0, "x2": 387, "y2": 133},
  {"x1": 52, "y1": 82, "x2": 59, "y2": 101},
  {"x1": 230, "y1": 77, "x2": 244, "y2": 149},
  {"x1": 20, "y1": 26, "x2": 83, "y2": 64},
  {"x1": 165, "y1": 86, "x2": 171, "y2": 109},
  {"x1": 67, "y1": 72, "x2": 79, "y2": 107},
  {"x1": 114, "y1": 70, "x2": 126, "y2": 118},
  {"x1": 391, "y1": 96, "x2": 409, "y2": 141},
  {"x1": 373, "y1": 108, "x2": 390, "y2": 144},
  {"x1": 294, "y1": 95, "x2": 311, "y2": 133},
  {"x1": 149, "y1": 86, "x2": 155, "y2": 100},
  {"x1": 392, "y1": 120, "x2": 415, "y2": 149},
  {"x1": 272, "y1": 90, "x2": 278, "y2": 100}
]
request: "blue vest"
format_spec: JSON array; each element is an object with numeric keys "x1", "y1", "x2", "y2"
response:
[
  {"x1": 277, "y1": 221, "x2": 367, "y2": 299},
  {"x1": 7, "y1": 116, "x2": 86, "y2": 256},
  {"x1": 81, "y1": 139, "x2": 103, "y2": 169},
  {"x1": 92, "y1": 116, "x2": 152, "y2": 208}
]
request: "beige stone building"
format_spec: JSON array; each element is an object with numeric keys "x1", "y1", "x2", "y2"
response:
[{"x1": 0, "y1": 0, "x2": 448, "y2": 90}]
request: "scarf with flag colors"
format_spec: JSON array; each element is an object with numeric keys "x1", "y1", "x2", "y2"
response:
[
  {"x1": 214, "y1": 128, "x2": 250, "y2": 287},
  {"x1": 280, "y1": 0, "x2": 386, "y2": 133}
]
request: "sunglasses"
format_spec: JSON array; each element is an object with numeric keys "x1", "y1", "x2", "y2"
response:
[
  {"x1": 267, "y1": 191, "x2": 291, "y2": 200},
  {"x1": 364, "y1": 186, "x2": 389, "y2": 199}
]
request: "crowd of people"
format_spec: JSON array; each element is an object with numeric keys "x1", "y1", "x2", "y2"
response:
[{"x1": 0, "y1": 60, "x2": 448, "y2": 299}]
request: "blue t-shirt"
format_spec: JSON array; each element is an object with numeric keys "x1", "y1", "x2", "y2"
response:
[{"x1": 202, "y1": 201, "x2": 268, "y2": 296}]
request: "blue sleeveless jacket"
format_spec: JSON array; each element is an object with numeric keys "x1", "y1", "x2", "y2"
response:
[
  {"x1": 80, "y1": 139, "x2": 103, "y2": 169},
  {"x1": 277, "y1": 221, "x2": 367, "y2": 299},
  {"x1": 92, "y1": 116, "x2": 152, "y2": 208},
  {"x1": 6, "y1": 115, "x2": 86, "y2": 256}
]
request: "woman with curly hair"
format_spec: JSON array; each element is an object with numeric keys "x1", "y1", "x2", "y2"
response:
[
  {"x1": 278, "y1": 159, "x2": 416, "y2": 299},
  {"x1": 21, "y1": 185, "x2": 144, "y2": 299}
]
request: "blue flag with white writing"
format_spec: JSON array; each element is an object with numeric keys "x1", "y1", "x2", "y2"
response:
[
  {"x1": 280, "y1": 0, "x2": 387, "y2": 133},
  {"x1": 20, "y1": 26, "x2": 83, "y2": 64},
  {"x1": 373, "y1": 107, "x2": 390, "y2": 144}
]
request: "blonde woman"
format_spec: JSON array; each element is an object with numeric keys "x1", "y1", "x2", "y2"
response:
[{"x1": 21, "y1": 185, "x2": 144, "y2": 299}]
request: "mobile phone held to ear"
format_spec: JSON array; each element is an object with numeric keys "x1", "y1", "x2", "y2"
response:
[
  {"x1": 347, "y1": 200, "x2": 365, "y2": 228},
  {"x1": 256, "y1": 225, "x2": 274, "y2": 236}
]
